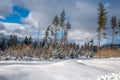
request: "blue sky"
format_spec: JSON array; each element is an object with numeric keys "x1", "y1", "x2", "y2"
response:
[
  {"x1": 0, "y1": 6, "x2": 29, "y2": 24},
  {"x1": 0, "y1": 0, "x2": 120, "y2": 45}
]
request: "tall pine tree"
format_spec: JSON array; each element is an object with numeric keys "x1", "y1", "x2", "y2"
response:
[
  {"x1": 64, "y1": 20, "x2": 71, "y2": 43},
  {"x1": 111, "y1": 16, "x2": 117, "y2": 47},
  {"x1": 60, "y1": 9, "x2": 65, "y2": 28},
  {"x1": 117, "y1": 19, "x2": 120, "y2": 42},
  {"x1": 52, "y1": 15, "x2": 59, "y2": 43},
  {"x1": 97, "y1": 2, "x2": 107, "y2": 48}
]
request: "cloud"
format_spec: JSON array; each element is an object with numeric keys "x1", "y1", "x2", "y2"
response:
[
  {"x1": 0, "y1": 16, "x2": 5, "y2": 19},
  {"x1": 69, "y1": 1, "x2": 97, "y2": 32},
  {"x1": 0, "y1": 22, "x2": 34, "y2": 39},
  {"x1": 0, "y1": 30, "x2": 13, "y2": 39},
  {"x1": 69, "y1": 30, "x2": 96, "y2": 40},
  {"x1": 2, "y1": 22, "x2": 26, "y2": 31},
  {"x1": 105, "y1": 3, "x2": 110, "y2": 8},
  {"x1": 0, "y1": 23, "x2": 6, "y2": 30},
  {"x1": 22, "y1": 12, "x2": 40, "y2": 29},
  {"x1": 0, "y1": 28, "x2": 31, "y2": 40},
  {"x1": 0, "y1": 0, "x2": 120, "y2": 44},
  {"x1": 0, "y1": 0, "x2": 13, "y2": 17}
]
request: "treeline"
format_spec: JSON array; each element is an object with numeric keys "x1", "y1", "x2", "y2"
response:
[{"x1": 0, "y1": 35, "x2": 97, "y2": 60}]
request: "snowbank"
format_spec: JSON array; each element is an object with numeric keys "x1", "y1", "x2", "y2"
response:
[{"x1": 0, "y1": 58, "x2": 120, "y2": 80}]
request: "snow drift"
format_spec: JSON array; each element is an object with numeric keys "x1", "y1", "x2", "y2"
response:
[{"x1": 0, "y1": 58, "x2": 120, "y2": 80}]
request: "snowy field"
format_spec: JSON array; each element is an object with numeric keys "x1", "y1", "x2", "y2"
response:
[{"x1": 0, "y1": 58, "x2": 120, "y2": 80}]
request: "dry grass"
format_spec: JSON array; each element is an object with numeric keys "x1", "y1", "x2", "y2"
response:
[
  {"x1": 1, "y1": 44, "x2": 54, "y2": 60},
  {"x1": 95, "y1": 47, "x2": 120, "y2": 58}
]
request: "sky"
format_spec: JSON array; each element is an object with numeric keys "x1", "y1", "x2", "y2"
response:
[{"x1": 0, "y1": 0, "x2": 120, "y2": 45}]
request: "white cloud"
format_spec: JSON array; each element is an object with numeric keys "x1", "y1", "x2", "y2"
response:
[
  {"x1": 2, "y1": 22, "x2": 29, "y2": 32},
  {"x1": 0, "y1": 0, "x2": 13, "y2": 17},
  {"x1": 70, "y1": 1, "x2": 97, "y2": 32},
  {"x1": 105, "y1": 3, "x2": 110, "y2": 8},
  {"x1": 0, "y1": 16, "x2": 4, "y2": 19},
  {"x1": 0, "y1": 23, "x2": 6, "y2": 30},
  {"x1": 0, "y1": 22, "x2": 45, "y2": 40},
  {"x1": 19, "y1": 26, "x2": 25, "y2": 30},
  {"x1": 0, "y1": 29, "x2": 31, "y2": 40},
  {"x1": 22, "y1": 12, "x2": 40, "y2": 29},
  {"x1": 0, "y1": 30, "x2": 12, "y2": 36},
  {"x1": 0, "y1": 22, "x2": 34, "y2": 38},
  {"x1": 68, "y1": 29, "x2": 96, "y2": 40}
]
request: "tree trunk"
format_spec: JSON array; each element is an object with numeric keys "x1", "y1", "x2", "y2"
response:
[
  {"x1": 54, "y1": 33, "x2": 57, "y2": 44},
  {"x1": 97, "y1": 31, "x2": 101, "y2": 48},
  {"x1": 112, "y1": 29, "x2": 114, "y2": 48},
  {"x1": 119, "y1": 30, "x2": 120, "y2": 45}
]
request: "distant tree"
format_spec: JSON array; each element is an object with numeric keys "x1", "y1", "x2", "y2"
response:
[
  {"x1": 117, "y1": 19, "x2": 120, "y2": 40},
  {"x1": 44, "y1": 25, "x2": 50, "y2": 43},
  {"x1": 13, "y1": 35, "x2": 18, "y2": 46},
  {"x1": 52, "y1": 15, "x2": 59, "y2": 43},
  {"x1": 111, "y1": 16, "x2": 117, "y2": 47},
  {"x1": 118, "y1": 19, "x2": 120, "y2": 30},
  {"x1": 41, "y1": 40, "x2": 46, "y2": 48},
  {"x1": 8, "y1": 35, "x2": 18, "y2": 47},
  {"x1": 1, "y1": 39, "x2": 6, "y2": 50},
  {"x1": 117, "y1": 19, "x2": 120, "y2": 32},
  {"x1": 52, "y1": 15, "x2": 59, "y2": 26},
  {"x1": 60, "y1": 9, "x2": 65, "y2": 27},
  {"x1": 8, "y1": 35, "x2": 13, "y2": 47},
  {"x1": 97, "y1": 2, "x2": 107, "y2": 48},
  {"x1": 37, "y1": 22, "x2": 41, "y2": 42},
  {"x1": 28, "y1": 36, "x2": 32, "y2": 44},
  {"x1": 33, "y1": 40, "x2": 38, "y2": 49},
  {"x1": 65, "y1": 20, "x2": 71, "y2": 42},
  {"x1": 24, "y1": 36, "x2": 28, "y2": 44},
  {"x1": 66, "y1": 20, "x2": 71, "y2": 30},
  {"x1": 72, "y1": 42, "x2": 76, "y2": 49},
  {"x1": 60, "y1": 10, "x2": 66, "y2": 44}
]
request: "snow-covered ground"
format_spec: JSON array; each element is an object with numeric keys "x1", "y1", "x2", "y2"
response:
[{"x1": 0, "y1": 58, "x2": 120, "y2": 80}]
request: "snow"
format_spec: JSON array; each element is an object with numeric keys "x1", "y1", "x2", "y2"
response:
[{"x1": 0, "y1": 58, "x2": 120, "y2": 80}]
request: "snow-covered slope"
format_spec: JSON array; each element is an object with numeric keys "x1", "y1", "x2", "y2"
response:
[{"x1": 0, "y1": 58, "x2": 120, "y2": 80}]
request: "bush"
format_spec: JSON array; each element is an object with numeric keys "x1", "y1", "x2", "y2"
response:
[{"x1": 94, "y1": 47, "x2": 120, "y2": 58}]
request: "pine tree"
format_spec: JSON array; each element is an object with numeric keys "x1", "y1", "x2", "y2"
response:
[
  {"x1": 52, "y1": 15, "x2": 59, "y2": 43},
  {"x1": 97, "y1": 2, "x2": 107, "y2": 48},
  {"x1": 13, "y1": 35, "x2": 18, "y2": 46},
  {"x1": 44, "y1": 25, "x2": 50, "y2": 42},
  {"x1": 60, "y1": 10, "x2": 66, "y2": 43},
  {"x1": 28, "y1": 36, "x2": 32, "y2": 44},
  {"x1": 117, "y1": 19, "x2": 120, "y2": 41},
  {"x1": 52, "y1": 15, "x2": 59, "y2": 26},
  {"x1": 63, "y1": 20, "x2": 71, "y2": 43},
  {"x1": 24, "y1": 36, "x2": 28, "y2": 44},
  {"x1": 1, "y1": 39, "x2": 6, "y2": 50},
  {"x1": 111, "y1": 16, "x2": 117, "y2": 47},
  {"x1": 33, "y1": 40, "x2": 38, "y2": 49},
  {"x1": 8, "y1": 35, "x2": 13, "y2": 47},
  {"x1": 66, "y1": 20, "x2": 71, "y2": 30},
  {"x1": 8, "y1": 35, "x2": 17, "y2": 47},
  {"x1": 118, "y1": 19, "x2": 120, "y2": 29},
  {"x1": 60, "y1": 9, "x2": 65, "y2": 27}
]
